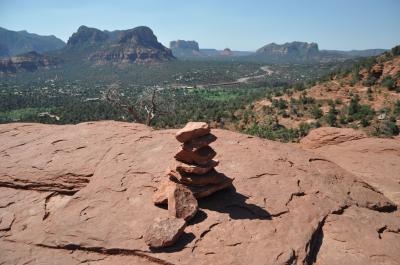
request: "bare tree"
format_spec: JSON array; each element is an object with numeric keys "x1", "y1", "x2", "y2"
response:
[{"x1": 105, "y1": 83, "x2": 175, "y2": 126}]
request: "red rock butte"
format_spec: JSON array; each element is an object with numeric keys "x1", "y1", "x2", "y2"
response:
[{"x1": 0, "y1": 121, "x2": 399, "y2": 265}]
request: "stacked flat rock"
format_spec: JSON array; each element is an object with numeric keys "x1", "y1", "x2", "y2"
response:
[
  {"x1": 146, "y1": 122, "x2": 233, "y2": 248},
  {"x1": 153, "y1": 122, "x2": 233, "y2": 206}
]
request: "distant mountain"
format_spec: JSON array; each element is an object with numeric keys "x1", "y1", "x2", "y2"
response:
[
  {"x1": 323, "y1": 49, "x2": 387, "y2": 57},
  {"x1": 170, "y1": 40, "x2": 202, "y2": 57},
  {"x1": 247, "y1": 41, "x2": 387, "y2": 63},
  {"x1": 221, "y1": 48, "x2": 234, "y2": 56},
  {"x1": 170, "y1": 40, "x2": 253, "y2": 59},
  {"x1": 63, "y1": 25, "x2": 175, "y2": 64},
  {"x1": 0, "y1": 43, "x2": 9, "y2": 57},
  {"x1": 0, "y1": 51, "x2": 60, "y2": 74},
  {"x1": 169, "y1": 40, "x2": 386, "y2": 62},
  {"x1": 0, "y1": 27, "x2": 65, "y2": 57},
  {"x1": 67, "y1": 26, "x2": 109, "y2": 46},
  {"x1": 257, "y1": 41, "x2": 319, "y2": 57},
  {"x1": 251, "y1": 41, "x2": 321, "y2": 62},
  {"x1": 198, "y1": 48, "x2": 220, "y2": 57},
  {"x1": 170, "y1": 40, "x2": 199, "y2": 51}
]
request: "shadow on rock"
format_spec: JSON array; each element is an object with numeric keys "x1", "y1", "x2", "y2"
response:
[
  {"x1": 188, "y1": 209, "x2": 208, "y2": 226},
  {"x1": 199, "y1": 186, "x2": 272, "y2": 220},
  {"x1": 150, "y1": 232, "x2": 195, "y2": 253}
]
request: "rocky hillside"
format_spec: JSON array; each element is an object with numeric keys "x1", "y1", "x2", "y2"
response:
[
  {"x1": 0, "y1": 121, "x2": 399, "y2": 265},
  {"x1": 0, "y1": 27, "x2": 65, "y2": 57},
  {"x1": 64, "y1": 25, "x2": 175, "y2": 64},
  {"x1": 240, "y1": 45, "x2": 400, "y2": 141},
  {"x1": 0, "y1": 51, "x2": 60, "y2": 74}
]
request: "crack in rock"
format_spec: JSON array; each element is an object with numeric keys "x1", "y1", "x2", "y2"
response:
[
  {"x1": 275, "y1": 248, "x2": 297, "y2": 265},
  {"x1": 134, "y1": 135, "x2": 153, "y2": 142},
  {"x1": 192, "y1": 222, "x2": 221, "y2": 252},
  {"x1": 0, "y1": 201, "x2": 15, "y2": 208},
  {"x1": 0, "y1": 182, "x2": 78, "y2": 195},
  {"x1": 285, "y1": 192, "x2": 306, "y2": 206},
  {"x1": 377, "y1": 226, "x2": 387, "y2": 239},
  {"x1": 331, "y1": 205, "x2": 349, "y2": 215},
  {"x1": 304, "y1": 216, "x2": 326, "y2": 265},
  {"x1": 43, "y1": 192, "x2": 57, "y2": 220},
  {"x1": 36, "y1": 243, "x2": 177, "y2": 265},
  {"x1": 308, "y1": 158, "x2": 332, "y2": 163},
  {"x1": 248, "y1": 172, "x2": 278, "y2": 179},
  {"x1": 51, "y1": 139, "x2": 67, "y2": 145},
  {"x1": 0, "y1": 172, "x2": 94, "y2": 195},
  {"x1": 0, "y1": 212, "x2": 15, "y2": 231}
]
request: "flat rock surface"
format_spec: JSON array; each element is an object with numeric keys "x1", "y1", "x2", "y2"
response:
[
  {"x1": 0, "y1": 121, "x2": 399, "y2": 265},
  {"x1": 301, "y1": 127, "x2": 400, "y2": 206},
  {"x1": 300, "y1": 127, "x2": 366, "y2": 149}
]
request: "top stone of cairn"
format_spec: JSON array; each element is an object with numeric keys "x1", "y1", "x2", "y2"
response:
[{"x1": 175, "y1": 122, "x2": 210, "y2": 143}]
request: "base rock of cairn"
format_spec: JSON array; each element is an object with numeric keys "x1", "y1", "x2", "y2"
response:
[
  {"x1": 145, "y1": 122, "x2": 233, "y2": 248},
  {"x1": 144, "y1": 216, "x2": 186, "y2": 248}
]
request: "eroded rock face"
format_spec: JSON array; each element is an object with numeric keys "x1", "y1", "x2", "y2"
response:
[
  {"x1": 0, "y1": 121, "x2": 399, "y2": 265},
  {"x1": 89, "y1": 26, "x2": 175, "y2": 64},
  {"x1": 65, "y1": 25, "x2": 175, "y2": 65},
  {"x1": 144, "y1": 216, "x2": 187, "y2": 248},
  {"x1": 0, "y1": 51, "x2": 60, "y2": 73}
]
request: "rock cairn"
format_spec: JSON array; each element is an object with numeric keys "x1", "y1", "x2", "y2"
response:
[{"x1": 145, "y1": 122, "x2": 233, "y2": 248}]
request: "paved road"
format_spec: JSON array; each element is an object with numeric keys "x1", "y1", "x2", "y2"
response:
[{"x1": 194, "y1": 65, "x2": 274, "y2": 88}]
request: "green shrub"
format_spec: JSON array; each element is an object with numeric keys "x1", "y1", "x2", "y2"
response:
[
  {"x1": 363, "y1": 76, "x2": 377, "y2": 86},
  {"x1": 394, "y1": 100, "x2": 400, "y2": 116},
  {"x1": 326, "y1": 105, "x2": 338, "y2": 126},
  {"x1": 381, "y1": 76, "x2": 396, "y2": 90},
  {"x1": 272, "y1": 98, "x2": 288, "y2": 110},
  {"x1": 391, "y1": 45, "x2": 400, "y2": 56},
  {"x1": 335, "y1": 98, "x2": 343, "y2": 105},
  {"x1": 310, "y1": 105, "x2": 323, "y2": 119},
  {"x1": 379, "y1": 120, "x2": 399, "y2": 136}
]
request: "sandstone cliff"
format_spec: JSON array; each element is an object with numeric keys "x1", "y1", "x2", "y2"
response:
[
  {"x1": 66, "y1": 25, "x2": 175, "y2": 64},
  {"x1": 0, "y1": 51, "x2": 60, "y2": 73}
]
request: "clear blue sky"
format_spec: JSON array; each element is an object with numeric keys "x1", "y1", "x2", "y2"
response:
[{"x1": 1, "y1": 0, "x2": 399, "y2": 51}]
